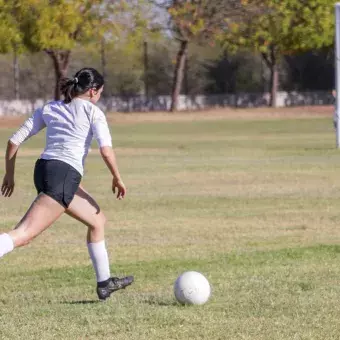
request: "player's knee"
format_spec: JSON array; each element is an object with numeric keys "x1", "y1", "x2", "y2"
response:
[
  {"x1": 99, "y1": 214, "x2": 107, "y2": 229},
  {"x1": 90, "y1": 213, "x2": 107, "y2": 231}
]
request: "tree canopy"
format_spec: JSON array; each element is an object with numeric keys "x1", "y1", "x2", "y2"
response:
[
  {"x1": 222, "y1": 0, "x2": 335, "y2": 106},
  {"x1": 0, "y1": 0, "x2": 337, "y2": 107},
  {"x1": 0, "y1": 0, "x2": 22, "y2": 53},
  {"x1": 1, "y1": 0, "x2": 152, "y2": 99},
  {"x1": 156, "y1": 0, "x2": 244, "y2": 110}
]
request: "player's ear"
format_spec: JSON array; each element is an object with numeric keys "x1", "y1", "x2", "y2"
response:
[{"x1": 89, "y1": 88, "x2": 96, "y2": 98}]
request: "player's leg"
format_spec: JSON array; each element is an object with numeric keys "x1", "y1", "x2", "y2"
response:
[
  {"x1": 66, "y1": 185, "x2": 133, "y2": 300},
  {"x1": 66, "y1": 185, "x2": 106, "y2": 243},
  {"x1": 1, "y1": 159, "x2": 81, "y2": 259},
  {"x1": 66, "y1": 185, "x2": 110, "y2": 282},
  {"x1": 0, "y1": 194, "x2": 65, "y2": 258}
]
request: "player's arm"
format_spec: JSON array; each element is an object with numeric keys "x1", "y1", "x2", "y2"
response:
[
  {"x1": 2, "y1": 108, "x2": 46, "y2": 197},
  {"x1": 9, "y1": 108, "x2": 46, "y2": 146},
  {"x1": 92, "y1": 109, "x2": 126, "y2": 199},
  {"x1": 1, "y1": 141, "x2": 19, "y2": 197},
  {"x1": 100, "y1": 146, "x2": 122, "y2": 182},
  {"x1": 100, "y1": 146, "x2": 126, "y2": 199}
]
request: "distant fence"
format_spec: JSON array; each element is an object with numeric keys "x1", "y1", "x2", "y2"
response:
[{"x1": 0, "y1": 91, "x2": 334, "y2": 116}]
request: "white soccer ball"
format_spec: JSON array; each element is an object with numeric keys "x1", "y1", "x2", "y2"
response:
[{"x1": 174, "y1": 271, "x2": 211, "y2": 305}]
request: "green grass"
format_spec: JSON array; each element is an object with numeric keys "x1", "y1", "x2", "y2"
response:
[{"x1": 1, "y1": 114, "x2": 340, "y2": 339}]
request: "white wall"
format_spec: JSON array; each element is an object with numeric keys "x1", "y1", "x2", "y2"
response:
[{"x1": 0, "y1": 91, "x2": 334, "y2": 116}]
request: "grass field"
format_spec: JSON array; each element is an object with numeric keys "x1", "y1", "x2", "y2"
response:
[{"x1": 1, "y1": 108, "x2": 340, "y2": 339}]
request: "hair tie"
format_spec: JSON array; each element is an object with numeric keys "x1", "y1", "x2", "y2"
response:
[{"x1": 73, "y1": 77, "x2": 78, "y2": 84}]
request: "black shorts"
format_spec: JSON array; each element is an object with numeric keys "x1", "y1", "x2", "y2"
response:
[{"x1": 34, "y1": 159, "x2": 82, "y2": 208}]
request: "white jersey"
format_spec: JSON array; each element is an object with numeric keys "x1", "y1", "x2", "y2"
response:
[{"x1": 10, "y1": 98, "x2": 112, "y2": 176}]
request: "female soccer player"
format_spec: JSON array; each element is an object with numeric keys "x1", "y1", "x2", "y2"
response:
[{"x1": 0, "y1": 67, "x2": 134, "y2": 301}]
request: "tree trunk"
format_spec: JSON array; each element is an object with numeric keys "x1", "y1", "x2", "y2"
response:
[
  {"x1": 262, "y1": 46, "x2": 279, "y2": 108},
  {"x1": 101, "y1": 39, "x2": 107, "y2": 97},
  {"x1": 13, "y1": 47, "x2": 20, "y2": 100},
  {"x1": 269, "y1": 62, "x2": 279, "y2": 108},
  {"x1": 184, "y1": 56, "x2": 189, "y2": 95},
  {"x1": 143, "y1": 41, "x2": 149, "y2": 98},
  {"x1": 170, "y1": 40, "x2": 188, "y2": 112},
  {"x1": 44, "y1": 50, "x2": 71, "y2": 100}
]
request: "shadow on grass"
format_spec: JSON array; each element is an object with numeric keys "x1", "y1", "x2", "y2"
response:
[
  {"x1": 62, "y1": 300, "x2": 100, "y2": 305},
  {"x1": 142, "y1": 298, "x2": 179, "y2": 307}
]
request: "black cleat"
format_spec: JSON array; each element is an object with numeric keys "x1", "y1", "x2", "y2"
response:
[{"x1": 97, "y1": 276, "x2": 134, "y2": 301}]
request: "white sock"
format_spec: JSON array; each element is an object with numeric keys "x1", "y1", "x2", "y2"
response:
[
  {"x1": 0, "y1": 233, "x2": 14, "y2": 258},
  {"x1": 87, "y1": 240, "x2": 111, "y2": 282}
]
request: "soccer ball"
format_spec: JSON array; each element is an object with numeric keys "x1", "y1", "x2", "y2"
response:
[{"x1": 174, "y1": 271, "x2": 211, "y2": 305}]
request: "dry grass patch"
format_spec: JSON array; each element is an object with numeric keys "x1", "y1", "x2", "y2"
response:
[
  {"x1": 0, "y1": 105, "x2": 334, "y2": 130},
  {"x1": 107, "y1": 106, "x2": 333, "y2": 124}
]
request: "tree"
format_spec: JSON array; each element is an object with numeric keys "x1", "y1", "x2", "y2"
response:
[
  {"x1": 0, "y1": 0, "x2": 24, "y2": 99},
  {"x1": 205, "y1": 51, "x2": 264, "y2": 94},
  {"x1": 0, "y1": 0, "x2": 21, "y2": 53},
  {"x1": 153, "y1": 0, "x2": 243, "y2": 111},
  {"x1": 223, "y1": 0, "x2": 335, "y2": 107},
  {"x1": 20, "y1": 0, "x2": 119, "y2": 100},
  {"x1": 2, "y1": 0, "x2": 145, "y2": 100},
  {"x1": 284, "y1": 48, "x2": 335, "y2": 91}
]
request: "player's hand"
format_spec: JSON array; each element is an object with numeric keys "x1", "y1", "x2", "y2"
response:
[
  {"x1": 1, "y1": 173, "x2": 15, "y2": 197},
  {"x1": 112, "y1": 178, "x2": 126, "y2": 200}
]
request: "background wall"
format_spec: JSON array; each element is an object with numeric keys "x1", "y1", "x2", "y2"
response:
[{"x1": 0, "y1": 91, "x2": 334, "y2": 116}]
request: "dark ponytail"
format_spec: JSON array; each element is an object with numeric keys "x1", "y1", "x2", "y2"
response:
[{"x1": 59, "y1": 68, "x2": 104, "y2": 104}]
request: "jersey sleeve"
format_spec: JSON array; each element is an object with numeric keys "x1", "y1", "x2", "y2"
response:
[
  {"x1": 10, "y1": 108, "x2": 46, "y2": 145},
  {"x1": 91, "y1": 108, "x2": 112, "y2": 147}
]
